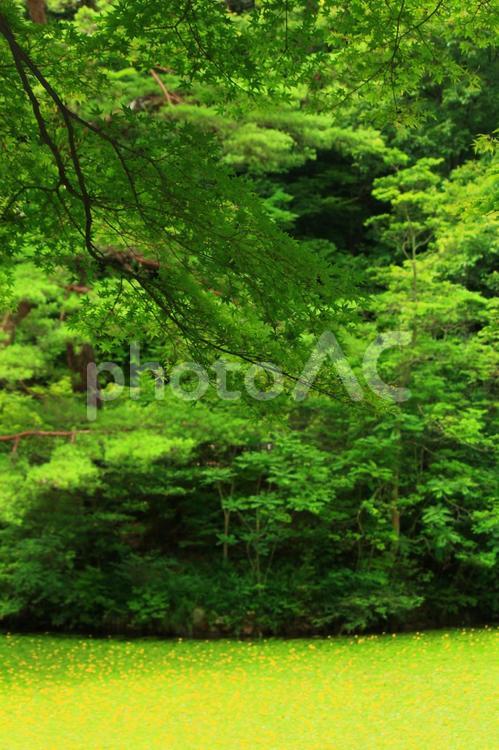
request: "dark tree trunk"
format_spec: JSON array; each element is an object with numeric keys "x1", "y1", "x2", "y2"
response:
[{"x1": 67, "y1": 342, "x2": 96, "y2": 390}]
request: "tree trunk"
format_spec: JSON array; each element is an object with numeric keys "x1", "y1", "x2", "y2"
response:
[
  {"x1": 222, "y1": 508, "x2": 230, "y2": 562},
  {"x1": 391, "y1": 489, "x2": 401, "y2": 537},
  {"x1": 67, "y1": 342, "x2": 101, "y2": 410},
  {"x1": 1, "y1": 300, "x2": 33, "y2": 346},
  {"x1": 391, "y1": 464, "x2": 401, "y2": 549},
  {"x1": 27, "y1": 0, "x2": 47, "y2": 24}
]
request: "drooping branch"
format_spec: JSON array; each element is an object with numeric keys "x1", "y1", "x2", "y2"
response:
[
  {"x1": 0, "y1": 13, "x2": 344, "y2": 399},
  {"x1": 0, "y1": 13, "x2": 98, "y2": 260}
]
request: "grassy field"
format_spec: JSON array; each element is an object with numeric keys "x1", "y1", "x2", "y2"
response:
[{"x1": 0, "y1": 628, "x2": 497, "y2": 749}]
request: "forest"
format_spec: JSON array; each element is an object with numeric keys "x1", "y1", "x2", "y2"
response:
[{"x1": 0, "y1": 0, "x2": 497, "y2": 643}]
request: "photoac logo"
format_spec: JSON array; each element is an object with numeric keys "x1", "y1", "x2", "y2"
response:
[{"x1": 86, "y1": 331, "x2": 411, "y2": 420}]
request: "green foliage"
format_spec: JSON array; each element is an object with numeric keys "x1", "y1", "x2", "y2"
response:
[{"x1": 0, "y1": 0, "x2": 497, "y2": 637}]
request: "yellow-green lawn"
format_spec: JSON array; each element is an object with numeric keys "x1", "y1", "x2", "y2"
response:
[{"x1": 0, "y1": 628, "x2": 497, "y2": 749}]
